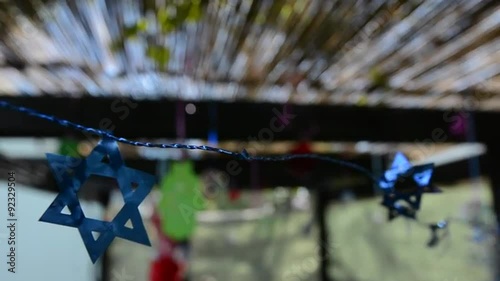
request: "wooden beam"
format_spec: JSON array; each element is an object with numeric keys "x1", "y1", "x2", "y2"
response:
[{"x1": 0, "y1": 96, "x2": 478, "y2": 143}]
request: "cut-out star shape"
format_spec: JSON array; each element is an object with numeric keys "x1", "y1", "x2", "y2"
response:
[
  {"x1": 379, "y1": 152, "x2": 440, "y2": 220},
  {"x1": 39, "y1": 138, "x2": 155, "y2": 263}
]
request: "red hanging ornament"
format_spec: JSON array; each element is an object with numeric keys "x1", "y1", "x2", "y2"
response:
[
  {"x1": 149, "y1": 211, "x2": 184, "y2": 281},
  {"x1": 290, "y1": 142, "x2": 316, "y2": 177},
  {"x1": 228, "y1": 189, "x2": 241, "y2": 201},
  {"x1": 151, "y1": 210, "x2": 176, "y2": 255},
  {"x1": 149, "y1": 255, "x2": 183, "y2": 281}
]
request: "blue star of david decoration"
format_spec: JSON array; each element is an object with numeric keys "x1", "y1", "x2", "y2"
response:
[
  {"x1": 379, "y1": 152, "x2": 440, "y2": 220},
  {"x1": 39, "y1": 137, "x2": 155, "y2": 263}
]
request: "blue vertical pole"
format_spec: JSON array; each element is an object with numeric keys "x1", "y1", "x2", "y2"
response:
[{"x1": 208, "y1": 102, "x2": 218, "y2": 145}]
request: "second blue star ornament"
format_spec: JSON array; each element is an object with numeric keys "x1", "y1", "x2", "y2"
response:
[
  {"x1": 379, "y1": 152, "x2": 441, "y2": 220},
  {"x1": 39, "y1": 138, "x2": 155, "y2": 263}
]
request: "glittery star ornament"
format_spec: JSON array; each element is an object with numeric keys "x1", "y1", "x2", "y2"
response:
[
  {"x1": 40, "y1": 138, "x2": 155, "y2": 263},
  {"x1": 379, "y1": 152, "x2": 440, "y2": 220}
]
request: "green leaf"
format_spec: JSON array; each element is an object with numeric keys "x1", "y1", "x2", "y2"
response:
[
  {"x1": 187, "y1": 1, "x2": 202, "y2": 22},
  {"x1": 146, "y1": 45, "x2": 170, "y2": 69},
  {"x1": 136, "y1": 19, "x2": 148, "y2": 31},
  {"x1": 123, "y1": 18, "x2": 149, "y2": 38},
  {"x1": 369, "y1": 67, "x2": 388, "y2": 89},
  {"x1": 123, "y1": 25, "x2": 139, "y2": 38},
  {"x1": 110, "y1": 38, "x2": 125, "y2": 52},
  {"x1": 161, "y1": 21, "x2": 175, "y2": 33},
  {"x1": 174, "y1": 3, "x2": 191, "y2": 25},
  {"x1": 280, "y1": 4, "x2": 293, "y2": 21},
  {"x1": 357, "y1": 95, "x2": 368, "y2": 106},
  {"x1": 255, "y1": 12, "x2": 266, "y2": 25},
  {"x1": 157, "y1": 8, "x2": 176, "y2": 33},
  {"x1": 157, "y1": 8, "x2": 169, "y2": 25}
]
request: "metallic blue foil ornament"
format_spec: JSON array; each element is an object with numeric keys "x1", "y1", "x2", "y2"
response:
[
  {"x1": 379, "y1": 152, "x2": 440, "y2": 220},
  {"x1": 40, "y1": 138, "x2": 155, "y2": 263}
]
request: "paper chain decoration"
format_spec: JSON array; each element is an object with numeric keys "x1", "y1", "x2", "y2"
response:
[{"x1": 0, "y1": 100, "x2": 448, "y2": 262}]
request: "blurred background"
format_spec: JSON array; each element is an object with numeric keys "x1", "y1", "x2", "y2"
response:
[{"x1": 0, "y1": 0, "x2": 499, "y2": 280}]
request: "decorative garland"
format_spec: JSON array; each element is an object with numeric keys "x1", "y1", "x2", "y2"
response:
[{"x1": 0, "y1": 100, "x2": 448, "y2": 263}]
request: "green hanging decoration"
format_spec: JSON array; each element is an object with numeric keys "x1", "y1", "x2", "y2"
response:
[
  {"x1": 158, "y1": 161, "x2": 204, "y2": 240},
  {"x1": 58, "y1": 138, "x2": 80, "y2": 157}
]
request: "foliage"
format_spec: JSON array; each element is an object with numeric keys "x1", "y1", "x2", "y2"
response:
[{"x1": 111, "y1": 0, "x2": 203, "y2": 70}]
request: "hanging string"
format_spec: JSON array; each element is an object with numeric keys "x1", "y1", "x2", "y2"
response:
[
  {"x1": 250, "y1": 160, "x2": 261, "y2": 206},
  {"x1": 176, "y1": 101, "x2": 186, "y2": 140},
  {"x1": 371, "y1": 154, "x2": 383, "y2": 195},
  {"x1": 176, "y1": 100, "x2": 187, "y2": 159},
  {"x1": 0, "y1": 100, "x2": 377, "y2": 182}
]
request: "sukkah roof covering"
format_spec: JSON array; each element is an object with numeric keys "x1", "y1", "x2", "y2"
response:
[{"x1": 0, "y1": 0, "x2": 498, "y2": 109}]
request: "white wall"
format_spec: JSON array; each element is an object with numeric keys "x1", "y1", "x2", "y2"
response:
[{"x1": 0, "y1": 181, "x2": 102, "y2": 281}]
